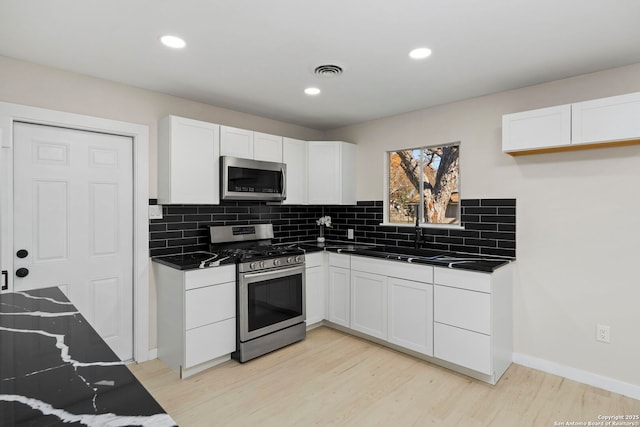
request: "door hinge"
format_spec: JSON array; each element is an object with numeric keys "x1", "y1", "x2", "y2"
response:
[{"x1": 1, "y1": 270, "x2": 7, "y2": 291}]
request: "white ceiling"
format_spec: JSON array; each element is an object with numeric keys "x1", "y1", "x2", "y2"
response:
[{"x1": 2, "y1": 0, "x2": 640, "y2": 130}]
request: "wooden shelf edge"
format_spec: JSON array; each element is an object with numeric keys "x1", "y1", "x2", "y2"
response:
[{"x1": 504, "y1": 138, "x2": 640, "y2": 156}]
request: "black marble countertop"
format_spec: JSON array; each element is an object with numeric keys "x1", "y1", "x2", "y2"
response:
[
  {"x1": 0, "y1": 287, "x2": 176, "y2": 427},
  {"x1": 297, "y1": 240, "x2": 512, "y2": 272},
  {"x1": 152, "y1": 250, "x2": 237, "y2": 270}
]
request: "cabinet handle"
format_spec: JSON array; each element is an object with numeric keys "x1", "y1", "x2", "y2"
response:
[{"x1": 1, "y1": 270, "x2": 7, "y2": 291}]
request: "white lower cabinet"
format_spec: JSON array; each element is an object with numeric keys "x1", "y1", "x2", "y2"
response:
[
  {"x1": 323, "y1": 253, "x2": 512, "y2": 384},
  {"x1": 432, "y1": 265, "x2": 513, "y2": 384},
  {"x1": 388, "y1": 277, "x2": 433, "y2": 356},
  {"x1": 351, "y1": 271, "x2": 387, "y2": 340},
  {"x1": 154, "y1": 263, "x2": 236, "y2": 378},
  {"x1": 305, "y1": 252, "x2": 326, "y2": 326},
  {"x1": 350, "y1": 256, "x2": 434, "y2": 356},
  {"x1": 327, "y1": 253, "x2": 350, "y2": 327}
]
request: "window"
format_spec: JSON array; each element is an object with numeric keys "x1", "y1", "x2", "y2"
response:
[{"x1": 386, "y1": 143, "x2": 460, "y2": 226}]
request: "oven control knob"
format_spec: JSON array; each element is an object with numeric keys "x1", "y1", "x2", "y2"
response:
[
  {"x1": 287, "y1": 257, "x2": 293, "y2": 264},
  {"x1": 249, "y1": 262, "x2": 257, "y2": 270},
  {"x1": 259, "y1": 261, "x2": 266, "y2": 269},
  {"x1": 295, "y1": 256, "x2": 302, "y2": 263},
  {"x1": 274, "y1": 259, "x2": 281, "y2": 266}
]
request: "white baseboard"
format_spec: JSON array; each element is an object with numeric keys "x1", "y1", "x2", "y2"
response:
[{"x1": 513, "y1": 353, "x2": 640, "y2": 400}]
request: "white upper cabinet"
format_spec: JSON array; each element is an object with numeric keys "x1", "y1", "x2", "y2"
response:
[
  {"x1": 254, "y1": 132, "x2": 283, "y2": 162},
  {"x1": 502, "y1": 105, "x2": 571, "y2": 153},
  {"x1": 220, "y1": 126, "x2": 283, "y2": 162},
  {"x1": 282, "y1": 137, "x2": 307, "y2": 205},
  {"x1": 220, "y1": 125, "x2": 254, "y2": 159},
  {"x1": 572, "y1": 92, "x2": 640, "y2": 145},
  {"x1": 307, "y1": 141, "x2": 357, "y2": 205},
  {"x1": 503, "y1": 91, "x2": 640, "y2": 154},
  {"x1": 158, "y1": 115, "x2": 220, "y2": 204}
]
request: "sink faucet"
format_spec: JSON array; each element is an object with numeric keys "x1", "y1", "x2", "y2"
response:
[{"x1": 414, "y1": 209, "x2": 421, "y2": 249}]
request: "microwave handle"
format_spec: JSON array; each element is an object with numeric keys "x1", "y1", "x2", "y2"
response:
[{"x1": 281, "y1": 167, "x2": 286, "y2": 198}]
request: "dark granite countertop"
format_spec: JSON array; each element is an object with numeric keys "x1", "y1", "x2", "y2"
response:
[
  {"x1": 297, "y1": 240, "x2": 512, "y2": 272},
  {"x1": 152, "y1": 250, "x2": 237, "y2": 270},
  {"x1": 0, "y1": 287, "x2": 176, "y2": 426}
]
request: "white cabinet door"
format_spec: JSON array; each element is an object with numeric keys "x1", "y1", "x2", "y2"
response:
[
  {"x1": 502, "y1": 105, "x2": 571, "y2": 153},
  {"x1": 572, "y1": 91, "x2": 640, "y2": 145},
  {"x1": 220, "y1": 125, "x2": 254, "y2": 159},
  {"x1": 388, "y1": 277, "x2": 433, "y2": 356},
  {"x1": 305, "y1": 265, "x2": 325, "y2": 325},
  {"x1": 307, "y1": 141, "x2": 356, "y2": 205},
  {"x1": 282, "y1": 137, "x2": 307, "y2": 205},
  {"x1": 328, "y1": 266, "x2": 350, "y2": 327},
  {"x1": 254, "y1": 132, "x2": 283, "y2": 162},
  {"x1": 351, "y1": 271, "x2": 387, "y2": 339},
  {"x1": 158, "y1": 116, "x2": 220, "y2": 204}
]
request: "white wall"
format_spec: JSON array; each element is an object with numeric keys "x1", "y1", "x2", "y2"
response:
[
  {"x1": 0, "y1": 55, "x2": 325, "y2": 197},
  {"x1": 326, "y1": 63, "x2": 640, "y2": 389}
]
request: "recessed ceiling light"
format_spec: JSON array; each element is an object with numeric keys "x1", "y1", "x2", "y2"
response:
[
  {"x1": 160, "y1": 35, "x2": 186, "y2": 49},
  {"x1": 409, "y1": 47, "x2": 432, "y2": 59},
  {"x1": 304, "y1": 87, "x2": 321, "y2": 96}
]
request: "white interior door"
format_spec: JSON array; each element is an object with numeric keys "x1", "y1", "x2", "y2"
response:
[{"x1": 13, "y1": 122, "x2": 133, "y2": 360}]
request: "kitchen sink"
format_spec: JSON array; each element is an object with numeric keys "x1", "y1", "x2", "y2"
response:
[{"x1": 352, "y1": 246, "x2": 450, "y2": 261}]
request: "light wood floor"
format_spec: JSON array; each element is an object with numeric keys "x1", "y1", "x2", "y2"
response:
[{"x1": 129, "y1": 327, "x2": 640, "y2": 427}]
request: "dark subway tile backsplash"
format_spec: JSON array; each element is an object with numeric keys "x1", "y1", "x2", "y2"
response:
[{"x1": 149, "y1": 198, "x2": 516, "y2": 259}]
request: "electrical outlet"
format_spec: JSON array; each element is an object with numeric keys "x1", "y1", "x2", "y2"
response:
[
  {"x1": 347, "y1": 229, "x2": 354, "y2": 240},
  {"x1": 148, "y1": 205, "x2": 163, "y2": 220},
  {"x1": 596, "y1": 324, "x2": 611, "y2": 343}
]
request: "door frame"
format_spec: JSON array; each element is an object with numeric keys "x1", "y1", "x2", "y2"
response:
[{"x1": 0, "y1": 101, "x2": 150, "y2": 362}]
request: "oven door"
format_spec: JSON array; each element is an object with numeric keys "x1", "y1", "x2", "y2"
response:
[{"x1": 238, "y1": 265, "x2": 305, "y2": 342}]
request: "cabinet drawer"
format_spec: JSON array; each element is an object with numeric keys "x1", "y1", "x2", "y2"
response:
[
  {"x1": 351, "y1": 256, "x2": 433, "y2": 283},
  {"x1": 185, "y1": 282, "x2": 235, "y2": 330},
  {"x1": 434, "y1": 267, "x2": 491, "y2": 293},
  {"x1": 434, "y1": 322, "x2": 491, "y2": 375},
  {"x1": 185, "y1": 318, "x2": 236, "y2": 368},
  {"x1": 328, "y1": 253, "x2": 350, "y2": 269},
  {"x1": 305, "y1": 251, "x2": 325, "y2": 268},
  {"x1": 434, "y1": 285, "x2": 490, "y2": 334},
  {"x1": 184, "y1": 265, "x2": 235, "y2": 290}
]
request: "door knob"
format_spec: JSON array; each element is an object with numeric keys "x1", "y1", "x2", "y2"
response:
[
  {"x1": 16, "y1": 268, "x2": 29, "y2": 278},
  {"x1": 16, "y1": 249, "x2": 29, "y2": 258}
]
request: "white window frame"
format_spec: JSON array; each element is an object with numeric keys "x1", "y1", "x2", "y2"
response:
[{"x1": 382, "y1": 142, "x2": 462, "y2": 229}]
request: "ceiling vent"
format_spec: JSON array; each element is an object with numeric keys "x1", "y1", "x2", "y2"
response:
[{"x1": 314, "y1": 64, "x2": 344, "y2": 78}]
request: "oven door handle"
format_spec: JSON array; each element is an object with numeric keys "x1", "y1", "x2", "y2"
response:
[{"x1": 243, "y1": 266, "x2": 303, "y2": 279}]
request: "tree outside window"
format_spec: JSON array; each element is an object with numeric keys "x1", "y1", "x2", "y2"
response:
[{"x1": 387, "y1": 143, "x2": 460, "y2": 225}]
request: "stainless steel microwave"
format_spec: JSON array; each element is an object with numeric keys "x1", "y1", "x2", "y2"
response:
[{"x1": 220, "y1": 156, "x2": 286, "y2": 201}]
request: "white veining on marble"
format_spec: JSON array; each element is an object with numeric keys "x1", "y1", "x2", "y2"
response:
[
  {"x1": 0, "y1": 326, "x2": 125, "y2": 369},
  {"x1": 0, "y1": 394, "x2": 176, "y2": 427},
  {"x1": 14, "y1": 291, "x2": 75, "y2": 306},
  {"x1": 1, "y1": 363, "x2": 68, "y2": 382},
  {"x1": 0, "y1": 310, "x2": 80, "y2": 317}
]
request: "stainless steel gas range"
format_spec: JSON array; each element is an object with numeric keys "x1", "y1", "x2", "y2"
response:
[{"x1": 209, "y1": 224, "x2": 306, "y2": 363}]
